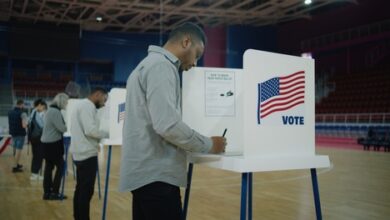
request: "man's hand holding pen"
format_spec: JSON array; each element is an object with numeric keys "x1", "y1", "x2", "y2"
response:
[{"x1": 209, "y1": 129, "x2": 228, "y2": 154}]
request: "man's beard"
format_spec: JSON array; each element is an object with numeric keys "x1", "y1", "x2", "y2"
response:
[{"x1": 95, "y1": 102, "x2": 103, "y2": 109}]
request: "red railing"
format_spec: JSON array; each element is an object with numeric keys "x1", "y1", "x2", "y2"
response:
[{"x1": 316, "y1": 113, "x2": 390, "y2": 124}]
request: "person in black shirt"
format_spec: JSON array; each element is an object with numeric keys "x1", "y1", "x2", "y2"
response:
[
  {"x1": 28, "y1": 99, "x2": 47, "y2": 180},
  {"x1": 8, "y1": 100, "x2": 28, "y2": 173}
]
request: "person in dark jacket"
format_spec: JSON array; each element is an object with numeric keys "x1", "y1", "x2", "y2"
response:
[
  {"x1": 8, "y1": 99, "x2": 28, "y2": 173},
  {"x1": 41, "y1": 93, "x2": 69, "y2": 200}
]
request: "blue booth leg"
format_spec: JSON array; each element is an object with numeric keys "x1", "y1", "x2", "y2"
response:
[
  {"x1": 61, "y1": 137, "x2": 71, "y2": 201},
  {"x1": 102, "y1": 145, "x2": 112, "y2": 220},
  {"x1": 248, "y1": 173, "x2": 252, "y2": 220},
  {"x1": 182, "y1": 163, "x2": 194, "y2": 220},
  {"x1": 97, "y1": 159, "x2": 101, "y2": 200},
  {"x1": 311, "y1": 168, "x2": 323, "y2": 220},
  {"x1": 240, "y1": 172, "x2": 253, "y2": 220}
]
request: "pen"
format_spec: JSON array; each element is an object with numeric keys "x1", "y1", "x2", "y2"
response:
[{"x1": 222, "y1": 128, "x2": 227, "y2": 137}]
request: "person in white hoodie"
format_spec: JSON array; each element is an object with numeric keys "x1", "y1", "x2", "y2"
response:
[{"x1": 69, "y1": 87, "x2": 108, "y2": 220}]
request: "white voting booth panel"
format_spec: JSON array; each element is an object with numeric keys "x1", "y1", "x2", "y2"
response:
[
  {"x1": 107, "y1": 88, "x2": 126, "y2": 144},
  {"x1": 243, "y1": 49, "x2": 315, "y2": 158},
  {"x1": 64, "y1": 99, "x2": 82, "y2": 137},
  {"x1": 184, "y1": 50, "x2": 329, "y2": 172}
]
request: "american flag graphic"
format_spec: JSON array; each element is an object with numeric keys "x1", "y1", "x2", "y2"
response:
[
  {"x1": 257, "y1": 70, "x2": 305, "y2": 124},
  {"x1": 117, "y1": 102, "x2": 125, "y2": 123}
]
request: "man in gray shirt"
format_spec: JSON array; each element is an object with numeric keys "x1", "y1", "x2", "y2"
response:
[{"x1": 119, "y1": 22, "x2": 226, "y2": 220}]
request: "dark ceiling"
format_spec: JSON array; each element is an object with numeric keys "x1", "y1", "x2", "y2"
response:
[{"x1": 0, "y1": 0, "x2": 358, "y2": 32}]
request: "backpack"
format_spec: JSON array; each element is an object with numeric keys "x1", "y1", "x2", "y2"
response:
[{"x1": 28, "y1": 111, "x2": 43, "y2": 140}]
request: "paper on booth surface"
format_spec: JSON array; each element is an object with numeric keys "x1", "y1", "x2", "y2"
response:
[
  {"x1": 183, "y1": 67, "x2": 244, "y2": 153},
  {"x1": 204, "y1": 70, "x2": 236, "y2": 117}
]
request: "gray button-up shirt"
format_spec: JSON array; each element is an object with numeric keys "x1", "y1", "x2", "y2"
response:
[{"x1": 119, "y1": 45, "x2": 212, "y2": 192}]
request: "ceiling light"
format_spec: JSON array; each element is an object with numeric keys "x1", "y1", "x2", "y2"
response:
[
  {"x1": 304, "y1": 0, "x2": 312, "y2": 5},
  {"x1": 301, "y1": 52, "x2": 313, "y2": 59}
]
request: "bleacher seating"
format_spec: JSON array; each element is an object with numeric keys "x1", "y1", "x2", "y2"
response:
[
  {"x1": 357, "y1": 126, "x2": 390, "y2": 151},
  {"x1": 316, "y1": 71, "x2": 390, "y2": 114},
  {"x1": 13, "y1": 79, "x2": 126, "y2": 101},
  {"x1": 316, "y1": 123, "x2": 390, "y2": 142},
  {"x1": 315, "y1": 69, "x2": 390, "y2": 148},
  {"x1": 13, "y1": 80, "x2": 67, "y2": 99}
]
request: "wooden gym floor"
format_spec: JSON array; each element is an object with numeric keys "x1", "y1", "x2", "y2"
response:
[{"x1": 0, "y1": 143, "x2": 389, "y2": 220}]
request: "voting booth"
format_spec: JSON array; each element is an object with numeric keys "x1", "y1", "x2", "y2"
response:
[
  {"x1": 106, "y1": 88, "x2": 126, "y2": 142},
  {"x1": 182, "y1": 49, "x2": 330, "y2": 220},
  {"x1": 64, "y1": 88, "x2": 126, "y2": 141},
  {"x1": 183, "y1": 50, "x2": 329, "y2": 169}
]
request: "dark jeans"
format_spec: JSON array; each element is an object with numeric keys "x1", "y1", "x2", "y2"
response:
[
  {"x1": 30, "y1": 137, "x2": 43, "y2": 174},
  {"x1": 73, "y1": 156, "x2": 97, "y2": 220},
  {"x1": 43, "y1": 140, "x2": 64, "y2": 194},
  {"x1": 132, "y1": 182, "x2": 183, "y2": 220}
]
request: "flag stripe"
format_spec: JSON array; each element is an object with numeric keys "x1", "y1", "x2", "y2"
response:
[
  {"x1": 261, "y1": 95, "x2": 304, "y2": 115},
  {"x1": 279, "y1": 71, "x2": 304, "y2": 80},
  {"x1": 280, "y1": 75, "x2": 305, "y2": 85},
  {"x1": 280, "y1": 80, "x2": 305, "y2": 90},
  {"x1": 280, "y1": 85, "x2": 305, "y2": 96},
  {"x1": 261, "y1": 89, "x2": 304, "y2": 108},
  {"x1": 260, "y1": 100, "x2": 304, "y2": 119}
]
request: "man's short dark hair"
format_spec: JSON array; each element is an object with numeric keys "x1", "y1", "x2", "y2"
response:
[
  {"x1": 90, "y1": 87, "x2": 108, "y2": 95},
  {"x1": 33, "y1": 99, "x2": 44, "y2": 107},
  {"x1": 16, "y1": 100, "x2": 24, "y2": 105},
  {"x1": 168, "y1": 22, "x2": 207, "y2": 45}
]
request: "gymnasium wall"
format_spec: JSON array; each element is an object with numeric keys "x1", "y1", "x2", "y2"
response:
[
  {"x1": 277, "y1": 0, "x2": 390, "y2": 55},
  {"x1": 80, "y1": 31, "x2": 162, "y2": 82},
  {"x1": 1, "y1": 0, "x2": 389, "y2": 84},
  {"x1": 203, "y1": 27, "x2": 226, "y2": 67},
  {"x1": 0, "y1": 24, "x2": 8, "y2": 54},
  {"x1": 226, "y1": 25, "x2": 277, "y2": 68}
]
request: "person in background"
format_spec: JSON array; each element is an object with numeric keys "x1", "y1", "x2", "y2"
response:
[
  {"x1": 69, "y1": 87, "x2": 109, "y2": 220},
  {"x1": 28, "y1": 99, "x2": 47, "y2": 180},
  {"x1": 119, "y1": 22, "x2": 226, "y2": 220},
  {"x1": 8, "y1": 99, "x2": 28, "y2": 173},
  {"x1": 41, "y1": 93, "x2": 69, "y2": 200}
]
